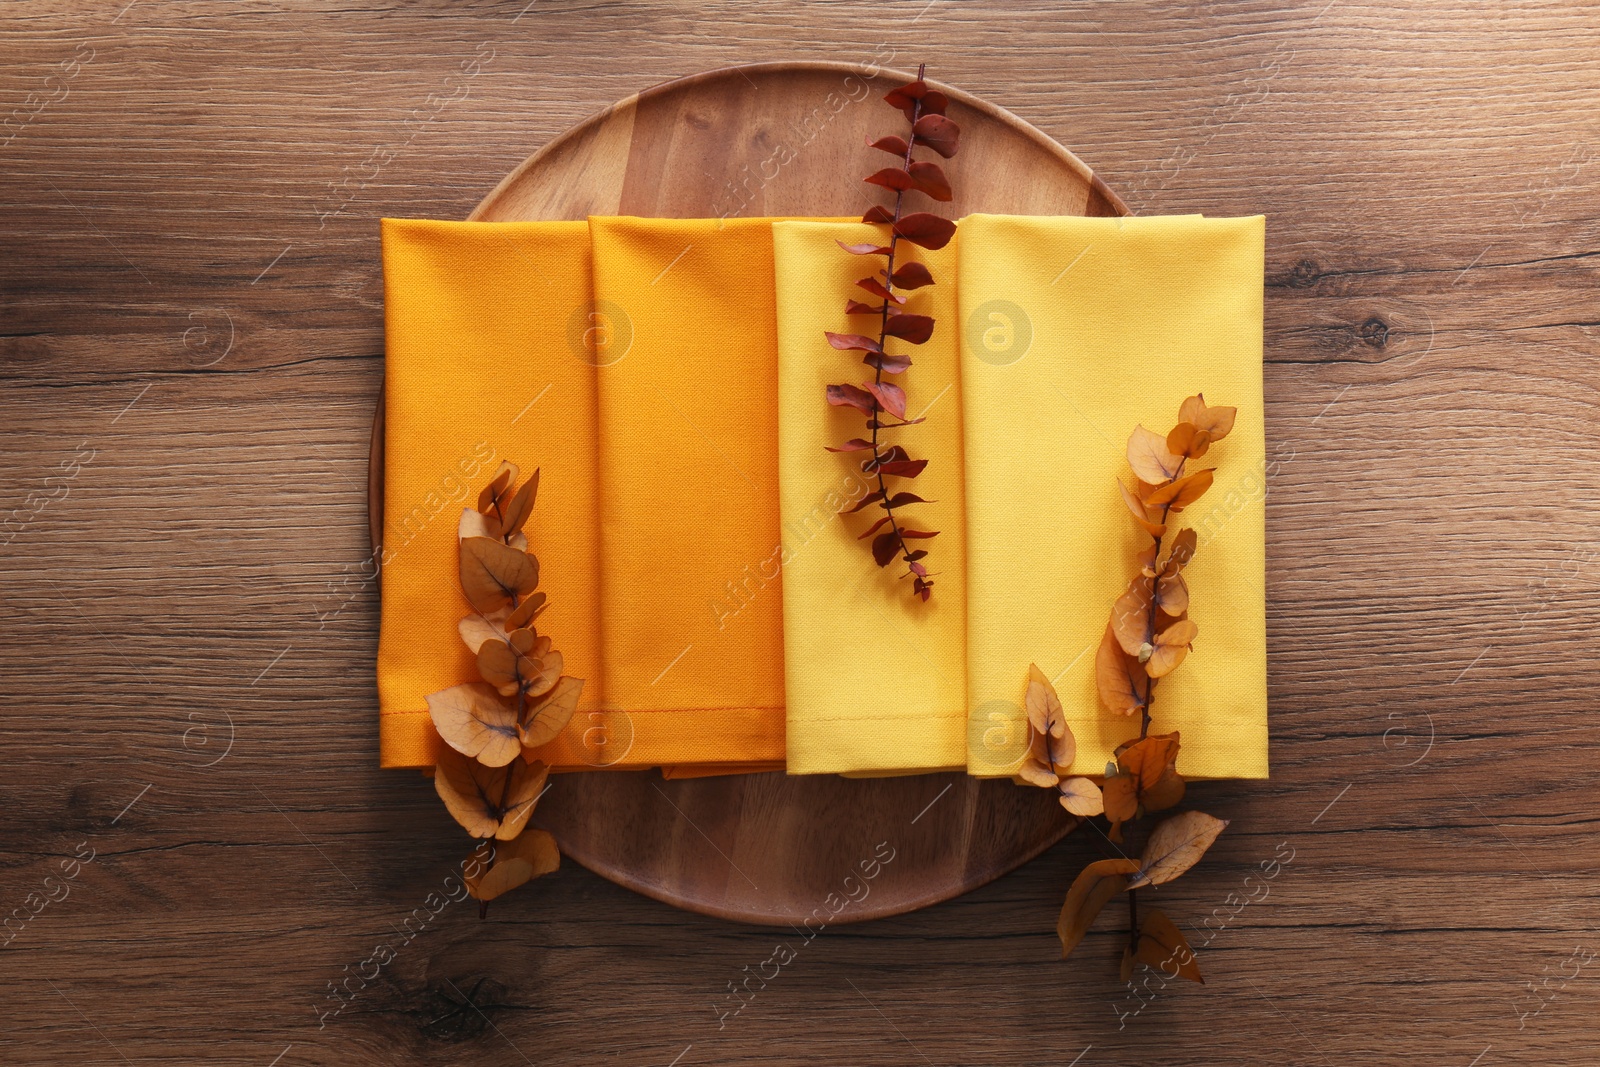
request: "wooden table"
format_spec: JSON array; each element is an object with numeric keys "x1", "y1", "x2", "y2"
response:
[{"x1": 4, "y1": 2, "x2": 1597, "y2": 1064}]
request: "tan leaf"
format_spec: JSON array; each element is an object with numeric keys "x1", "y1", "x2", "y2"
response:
[
  {"x1": 1103, "y1": 770, "x2": 1139, "y2": 840},
  {"x1": 1141, "y1": 766, "x2": 1186, "y2": 813},
  {"x1": 1134, "y1": 906, "x2": 1203, "y2": 983},
  {"x1": 1025, "y1": 663, "x2": 1075, "y2": 771},
  {"x1": 458, "y1": 609, "x2": 510, "y2": 654},
  {"x1": 459, "y1": 507, "x2": 500, "y2": 542},
  {"x1": 1117, "y1": 732, "x2": 1181, "y2": 792},
  {"x1": 1058, "y1": 858, "x2": 1139, "y2": 958},
  {"x1": 1155, "y1": 569, "x2": 1189, "y2": 615},
  {"x1": 1128, "y1": 810, "x2": 1229, "y2": 889},
  {"x1": 477, "y1": 641, "x2": 522, "y2": 696},
  {"x1": 505, "y1": 592, "x2": 547, "y2": 631},
  {"x1": 1058, "y1": 777, "x2": 1104, "y2": 817},
  {"x1": 1118, "y1": 480, "x2": 1166, "y2": 537},
  {"x1": 426, "y1": 682, "x2": 521, "y2": 767},
  {"x1": 1179, "y1": 394, "x2": 1237, "y2": 442},
  {"x1": 1127, "y1": 426, "x2": 1184, "y2": 484},
  {"x1": 1145, "y1": 469, "x2": 1214, "y2": 512},
  {"x1": 1146, "y1": 618, "x2": 1197, "y2": 678},
  {"x1": 500, "y1": 469, "x2": 541, "y2": 538},
  {"x1": 1166, "y1": 422, "x2": 1213, "y2": 459},
  {"x1": 1111, "y1": 576, "x2": 1155, "y2": 657},
  {"x1": 1162, "y1": 528, "x2": 1198, "y2": 572},
  {"x1": 519, "y1": 675, "x2": 584, "y2": 748},
  {"x1": 433, "y1": 749, "x2": 549, "y2": 840},
  {"x1": 477, "y1": 461, "x2": 519, "y2": 513},
  {"x1": 466, "y1": 828, "x2": 561, "y2": 902},
  {"x1": 1095, "y1": 623, "x2": 1149, "y2": 717},
  {"x1": 460, "y1": 536, "x2": 539, "y2": 613}
]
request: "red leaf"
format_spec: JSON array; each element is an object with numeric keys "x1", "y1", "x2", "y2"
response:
[
  {"x1": 868, "y1": 445, "x2": 909, "y2": 468},
  {"x1": 911, "y1": 114, "x2": 960, "y2": 158},
  {"x1": 856, "y1": 515, "x2": 896, "y2": 539},
  {"x1": 865, "y1": 167, "x2": 915, "y2": 193},
  {"x1": 884, "y1": 80, "x2": 949, "y2": 121},
  {"x1": 865, "y1": 351, "x2": 913, "y2": 374},
  {"x1": 837, "y1": 240, "x2": 893, "y2": 256},
  {"x1": 868, "y1": 134, "x2": 910, "y2": 156},
  {"x1": 884, "y1": 492, "x2": 931, "y2": 507},
  {"x1": 825, "y1": 331, "x2": 884, "y2": 354},
  {"x1": 845, "y1": 299, "x2": 885, "y2": 316},
  {"x1": 862, "y1": 205, "x2": 894, "y2": 224},
  {"x1": 877, "y1": 458, "x2": 928, "y2": 478},
  {"x1": 862, "y1": 381, "x2": 907, "y2": 419},
  {"x1": 893, "y1": 212, "x2": 957, "y2": 250},
  {"x1": 857, "y1": 276, "x2": 907, "y2": 304},
  {"x1": 909, "y1": 561, "x2": 928, "y2": 577},
  {"x1": 898, "y1": 528, "x2": 939, "y2": 539},
  {"x1": 826, "y1": 383, "x2": 877, "y2": 413},
  {"x1": 824, "y1": 438, "x2": 875, "y2": 453},
  {"x1": 842, "y1": 488, "x2": 885, "y2": 514},
  {"x1": 871, "y1": 530, "x2": 902, "y2": 567},
  {"x1": 907, "y1": 160, "x2": 953, "y2": 201},
  {"x1": 920, "y1": 89, "x2": 949, "y2": 116},
  {"x1": 890, "y1": 262, "x2": 934, "y2": 289},
  {"x1": 905, "y1": 549, "x2": 929, "y2": 561},
  {"x1": 884, "y1": 313, "x2": 935, "y2": 344}
]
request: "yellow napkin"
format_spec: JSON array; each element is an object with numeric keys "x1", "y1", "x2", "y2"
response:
[
  {"x1": 377, "y1": 218, "x2": 605, "y2": 770},
  {"x1": 773, "y1": 222, "x2": 969, "y2": 775},
  {"x1": 586, "y1": 216, "x2": 845, "y2": 771},
  {"x1": 960, "y1": 214, "x2": 1268, "y2": 779}
]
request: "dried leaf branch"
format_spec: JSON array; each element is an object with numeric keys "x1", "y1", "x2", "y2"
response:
[
  {"x1": 1016, "y1": 396, "x2": 1241, "y2": 988},
  {"x1": 824, "y1": 63, "x2": 959, "y2": 602},
  {"x1": 424, "y1": 460, "x2": 584, "y2": 915}
]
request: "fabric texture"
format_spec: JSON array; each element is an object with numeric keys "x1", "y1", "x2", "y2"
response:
[
  {"x1": 773, "y1": 221, "x2": 969, "y2": 775},
  {"x1": 960, "y1": 213, "x2": 1268, "y2": 780}
]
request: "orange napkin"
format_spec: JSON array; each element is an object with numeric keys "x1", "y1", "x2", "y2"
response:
[{"x1": 377, "y1": 218, "x2": 605, "y2": 770}]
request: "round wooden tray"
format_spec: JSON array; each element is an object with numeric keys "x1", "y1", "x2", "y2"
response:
[{"x1": 371, "y1": 61, "x2": 1127, "y2": 926}]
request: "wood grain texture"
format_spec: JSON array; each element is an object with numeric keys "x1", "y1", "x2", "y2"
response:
[
  {"x1": 4, "y1": 1, "x2": 1600, "y2": 1065},
  {"x1": 369, "y1": 60, "x2": 1119, "y2": 927}
]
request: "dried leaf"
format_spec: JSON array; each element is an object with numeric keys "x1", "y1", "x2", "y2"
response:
[
  {"x1": 856, "y1": 515, "x2": 896, "y2": 539},
  {"x1": 1127, "y1": 426, "x2": 1184, "y2": 484},
  {"x1": 911, "y1": 114, "x2": 961, "y2": 158},
  {"x1": 477, "y1": 461, "x2": 518, "y2": 513},
  {"x1": 427, "y1": 682, "x2": 522, "y2": 767},
  {"x1": 1141, "y1": 766, "x2": 1187, "y2": 813},
  {"x1": 893, "y1": 212, "x2": 956, "y2": 250},
  {"x1": 1146, "y1": 619, "x2": 1197, "y2": 678},
  {"x1": 1057, "y1": 858, "x2": 1139, "y2": 958},
  {"x1": 1128, "y1": 811, "x2": 1229, "y2": 890},
  {"x1": 1103, "y1": 770, "x2": 1139, "y2": 837},
  {"x1": 466, "y1": 828, "x2": 561, "y2": 902},
  {"x1": 837, "y1": 240, "x2": 892, "y2": 255},
  {"x1": 825, "y1": 331, "x2": 884, "y2": 354},
  {"x1": 845, "y1": 299, "x2": 885, "y2": 315},
  {"x1": 842, "y1": 488, "x2": 885, "y2": 514},
  {"x1": 884, "y1": 313, "x2": 935, "y2": 344},
  {"x1": 883, "y1": 491, "x2": 931, "y2": 508},
  {"x1": 1117, "y1": 733, "x2": 1181, "y2": 792},
  {"x1": 1025, "y1": 663, "x2": 1075, "y2": 771},
  {"x1": 862, "y1": 205, "x2": 895, "y2": 224},
  {"x1": 460, "y1": 536, "x2": 539, "y2": 613},
  {"x1": 898, "y1": 528, "x2": 939, "y2": 540},
  {"x1": 871, "y1": 530, "x2": 902, "y2": 567},
  {"x1": 1118, "y1": 480, "x2": 1166, "y2": 537},
  {"x1": 1058, "y1": 777, "x2": 1104, "y2": 817},
  {"x1": 500, "y1": 469, "x2": 540, "y2": 537},
  {"x1": 1155, "y1": 569, "x2": 1189, "y2": 615},
  {"x1": 868, "y1": 134, "x2": 910, "y2": 156},
  {"x1": 1163, "y1": 528, "x2": 1198, "y2": 572},
  {"x1": 862, "y1": 381, "x2": 907, "y2": 419},
  {"x1": 825, "y1": 438, "x2": 876, "y2": 453},
  {"x1": 1179, "y1": 394, "x2": 1237, "y2": 441},
  {"x1": 434, "y1": 748, "x2": 549, "y2": 840},
  {"x1": 1145, "y1": 469, "x2": 1214, "y2": 512},
  {"x1": 866, "y1": 351, "x2": 913, "y2": 374},
  {"x1": 459, "y1": 609, "x2": 510, "y2": 654},
  {"x1": 505, "y1": 591, "x2": 547, "y2": 631},
  {"x1": 1111, "y1": 576, "x2": 1155, "y2": 657},
  {"x1": 459, "y1": 507, "x2": 499, "y2": 542},
  {"x1": 1134, "y1": 907, "x2": 1203, "y2": 983},
  {"x1": 856, "y1": 276, "x2": 907, "y2": 304},
  {"x1": 1167, "y1": 422, "x2": 1213, "y2": 459},
  {"x1": 865, "y1": 166, "x2": 916, "y2": 192},
  {"x1": 519, "y1": 675, "x2": 584, "y2": 748},
  {"x1": 826, "y1": 383, "x2": 878, "y2": 414},
  {"x1": 1095, "y1": 623, "x2": 1150, "y2": 716},
  {"x1": 907, "y1": 160, "x2": 953, "y2": 201},
  {"x1": 876, "y1": 457, "x2": 928, "y2": 478},
  {"x1": 890, "y1": 262, "x2": 934, "y2": 289},
  {"x1": 884, "y1": 78, "x2": 949, "y2": 120}
]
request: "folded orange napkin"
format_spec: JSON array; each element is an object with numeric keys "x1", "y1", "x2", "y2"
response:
[{"x1": 377, "y1": 218, "x2": 604, "y2": 770}]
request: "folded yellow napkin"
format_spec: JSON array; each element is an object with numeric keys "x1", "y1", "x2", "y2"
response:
[
  {"x1": 586, "y1": 216, "x2": 840, "y2": 771},
  {"x1": 960, "y1": 214, "x2": 1268, "y2": 779},
  {"x1": 773, "y1": 221, "x2": 969, "y2": 775},
  {"x1": 377, "y1": 218, "x2": 605, "y2": 770}
]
